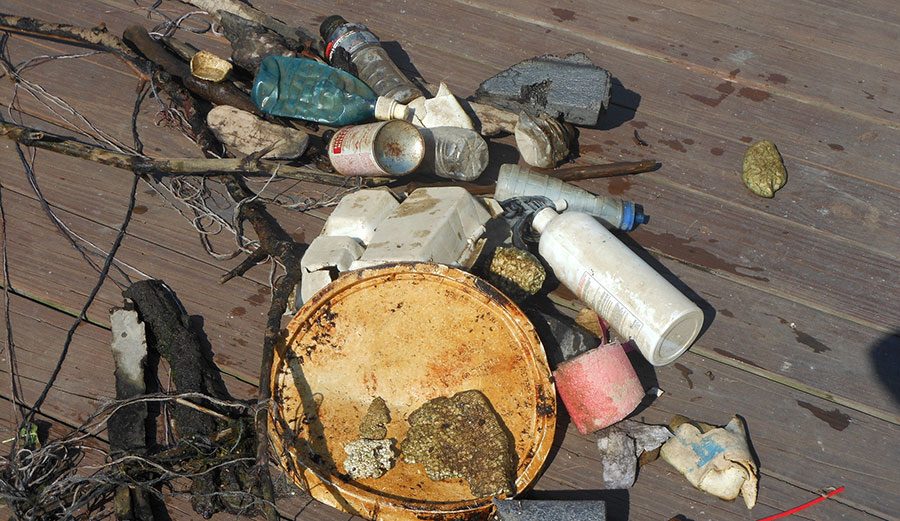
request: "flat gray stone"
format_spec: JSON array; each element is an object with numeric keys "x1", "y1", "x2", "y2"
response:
[{"x1": 474, "y1": 53, "x2": 611, "y2": 126}]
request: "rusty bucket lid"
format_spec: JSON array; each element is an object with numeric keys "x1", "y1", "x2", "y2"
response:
[{"x1": 270, "y1": 262, "x2": 556, "y2": 521}]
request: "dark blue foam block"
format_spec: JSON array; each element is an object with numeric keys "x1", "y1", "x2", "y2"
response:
[{"x1": 474, "y1": 53, "x2": 612, "y2": 126}]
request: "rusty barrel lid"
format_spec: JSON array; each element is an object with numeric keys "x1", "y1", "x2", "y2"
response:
[{"x1": 270, "y1": 262, "x2": 556, "y2": 521}]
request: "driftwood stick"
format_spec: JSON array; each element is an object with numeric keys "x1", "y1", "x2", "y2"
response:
[
  {"x1": 536, "y1": 159, "x2": 660, "y2": 181},
  {"x1": 123, "y1": 280, "x2": 253, "y2": 518},
  {"x1": 399, "y1": 160, "x2": 661, "y2": 196},
  {"x1": 123, "y1": 24, "x2": 261, "y2": 116},
  {"x1": 176, "y1": 0, "x2": 322, "y2": 57},
  {"x1": 0, "y1": 14, "x2": 146, "y2": 68},
  {"x1": 215, "y1": 176, "x2": 302, "y2": 521},
  {"x1": 0, "y1": 120, "x2": 391, "y2": 186},
  {"x1": 218, "y1": 11, "x2": 300, "y2": 73}
]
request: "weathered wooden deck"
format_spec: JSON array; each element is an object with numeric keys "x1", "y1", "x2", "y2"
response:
[{"x1": 1, "y1": 0, "x2": 898, "y2": 520}]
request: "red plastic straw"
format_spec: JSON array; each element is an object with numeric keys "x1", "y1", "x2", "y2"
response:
[{"x1": 756, "y1": 487, "x2": 845, "y2": 521}]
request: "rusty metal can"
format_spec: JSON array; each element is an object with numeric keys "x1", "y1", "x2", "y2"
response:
[{"x1": 328, "y1": 120, "x2": 425, "y2": 176}]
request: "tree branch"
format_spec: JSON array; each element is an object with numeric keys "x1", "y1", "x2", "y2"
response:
[
  {"x1": 0, "y1": 13, "x2": 145, "y2": 68},
  {"x1": 0, "y1": 120, "x2": 392, "y2": 186},
  {"x1": 176, "y1": 0, "x2": 322, "y2": 57},
  {"x1": 123, "y1": 24, "x2": 262, "y2": 116}
]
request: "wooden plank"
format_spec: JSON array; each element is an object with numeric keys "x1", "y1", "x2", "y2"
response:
[
  {"x1": 634, "y1": 254, "x2": 900, "y2": 420},
  {"x1": 0, "y1": 290, "x2": 263, "y2": 428},
  {"x1": 535, "y1": 351, "x2": 900, "y2": 520},
  {"x1": 0, "y1": 184, "x2": 277, "y2": 384},
  {"x1": 648, "y1": 354, "x2": 900, "y2": 520},
  {"x1": 639, "y1": 0, "x2": 900, "y2": 75},
  {"x1": 801, "y1": 0, "x2": 900, "y2": 25},
  {"x1": 445, "y1": 0, "x2": 900, "y2": 123},
  {"x1": 0, "y1": 297, "x2": 114, "y2": 427}
]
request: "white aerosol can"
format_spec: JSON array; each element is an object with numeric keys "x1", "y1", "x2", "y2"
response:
[{"x1": 531, "y1": 208, "x2": 703, "y2": 366}]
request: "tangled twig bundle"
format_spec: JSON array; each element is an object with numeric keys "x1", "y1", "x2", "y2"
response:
[{"x1": 0, "y1": 393, "x2": 269, "y2": 520}]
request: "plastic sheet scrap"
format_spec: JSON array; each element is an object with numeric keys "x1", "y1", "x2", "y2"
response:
[{"x1": 660, "y1": 415, "x2": 758, "y2": 508}]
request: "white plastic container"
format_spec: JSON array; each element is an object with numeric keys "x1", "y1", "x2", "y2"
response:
[
  {"x1": 531, "y1": 208, "x2": 703, "y2": 366},
  {"x1": 300, "y1": 235, "x2": 366, "y2": 303}
]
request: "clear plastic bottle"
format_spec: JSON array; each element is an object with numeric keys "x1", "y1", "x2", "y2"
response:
[
  {"x1": 320, "y1": 15, "x2": 422, "y2": 103},
  {"x1": 419, "y1": 127, "x2": 489, "y2": 181},
  {"x1": 531, "y1": 208, "x2": 704, "y2": 366},
  {"x1": 251, "y1": 56, "x2": 408, "y2": 126}
]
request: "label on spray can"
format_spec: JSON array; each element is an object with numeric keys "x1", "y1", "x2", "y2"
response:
[
  {"x1": 328, "y1": 120, "x2": 424, "y2": 177},
  {"x1": 329, "y1": 123, "x2": 386, "y2": 176},
  {"x1": 577, "y1": 271, "x2": 644, "y2": 337}
]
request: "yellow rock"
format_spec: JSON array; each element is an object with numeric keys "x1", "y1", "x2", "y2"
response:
[{"x1": 742, "y1": 140, "x2": 786, "y2": 198}]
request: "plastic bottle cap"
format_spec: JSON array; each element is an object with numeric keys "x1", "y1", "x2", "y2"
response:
[
  {"x1": 621, "y1": 201, "x2": 636, "y2": 231},
  {"x1": 320, "y1": 15, "x2": 348, "y2": 41},
  {"x1": 531, "y1": 207, "x2": 559, "y2": 234},
  {"x1": 374, "y1": 97, "x2": 410, "y2": 121}
]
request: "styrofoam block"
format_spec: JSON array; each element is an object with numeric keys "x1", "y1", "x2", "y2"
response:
[
  {"x1": 351, "y1": 187, "x2": 490, "y2": 270},
  {"x1": 321, "y1": 188, "x2": 400, "y2": 245},
  {"x1": 300, "y1": 270, "x2": 336, "y2": 304},
  {"x1": 301, "y1": 235, "x2": 365, "y2": 272}
]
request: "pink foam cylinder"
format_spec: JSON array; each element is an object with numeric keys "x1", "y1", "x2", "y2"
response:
[{"x1": 552, "y1": 342, "x2": 644, "y2": 434}]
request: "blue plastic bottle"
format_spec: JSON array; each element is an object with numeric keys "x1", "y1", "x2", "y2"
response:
[{"x1": 251, "y1": 56, "x2": 408, "y2": 126}]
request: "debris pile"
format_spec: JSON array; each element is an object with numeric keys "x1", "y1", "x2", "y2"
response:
[{"x1": 0, "y1": 3, "x2": 785, "y2": 521}]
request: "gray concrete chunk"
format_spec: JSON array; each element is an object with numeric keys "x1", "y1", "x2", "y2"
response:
[
  {"x1": 492, "y1": 499, "x2": 606, "y2": 521},
  {"x1": 474, "y1": 53, "x2": 612, "y2": 126}
]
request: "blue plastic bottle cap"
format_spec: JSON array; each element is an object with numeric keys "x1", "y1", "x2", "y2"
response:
[
  {"x1": 621, "y1": 202, "x2": 635, "y2": 231},
  {"x1": 633, "y1": 204, "x2": 647, "y2": 225},
  {"x1": 620, "y1": 202, "x2": 648, "y2": 231}
]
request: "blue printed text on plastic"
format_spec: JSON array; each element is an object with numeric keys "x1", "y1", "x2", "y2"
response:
[{"x1": 251, "y1": 56, "x2": 378, "y2": 126}]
